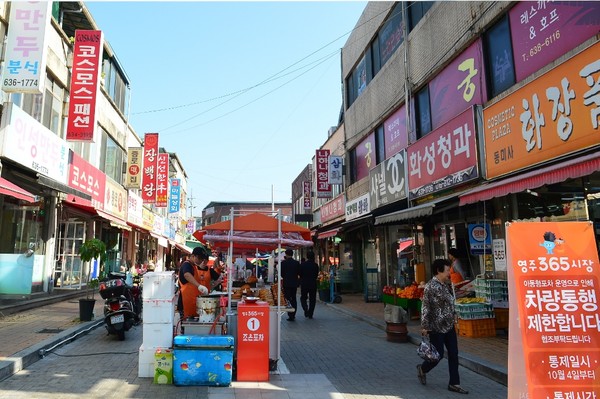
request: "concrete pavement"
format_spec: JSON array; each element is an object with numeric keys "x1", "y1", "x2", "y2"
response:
[{"x1": 0, "y1": 291, "x2": 508, "y2": 398}]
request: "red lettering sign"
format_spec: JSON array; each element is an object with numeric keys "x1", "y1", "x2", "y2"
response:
[{"x1": 141, "y1": 133, "x2": 159, "y2": 204}]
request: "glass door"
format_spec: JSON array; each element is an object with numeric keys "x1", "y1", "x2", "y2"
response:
[{"x1": 55, "y1": 221, "x2": 86, "y2": 288}]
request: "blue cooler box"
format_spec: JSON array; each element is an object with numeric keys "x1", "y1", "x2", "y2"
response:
[{"x1": 173, "y1": 335, "x2": 234, "y2": 386}]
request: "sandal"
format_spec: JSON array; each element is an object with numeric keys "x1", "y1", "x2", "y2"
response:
[
  {"x1": 416, "y1": 365, "x2": 426, "y2": 385},
  {"x1": 448, "y1": 385, "x2": 469, "y2": 394}
]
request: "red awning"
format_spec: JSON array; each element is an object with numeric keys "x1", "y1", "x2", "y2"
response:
[
  {"x1": 0, "y1": 177, "x2": 36, "y2": 203},
  {"x1": 459, "y1": 151, "x2": 600, "y2": 206},
  {"x1": 319, "y1": 228, "x2": 340, "y2": 239}
]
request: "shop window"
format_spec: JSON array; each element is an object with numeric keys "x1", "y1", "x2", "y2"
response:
[
  {"x1": 408, "y1": 1, "x2": 435, "y2": 32},
  {"x1": 375, "y1": 125, "x2": 385, "y2": 164},
  {"x1": 484, "y1": 14, "x2": 516, "y2": 98},
  {"x1": 99, "y1": 129, "x2": 125, "y2": 183},
  {"x1": 349, "y1": 147, "x2": 358, "y2": 184},
  {"x1": 415, "y1": 86, "x2": 432, "y2": 139},
  {"x1": 378, "y1": 3, "x2": 404, "y2": 67}
]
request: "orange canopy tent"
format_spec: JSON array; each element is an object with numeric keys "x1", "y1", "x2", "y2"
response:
[{"x1": 193, "y1": 212, "x2": 313, "y2": 252}]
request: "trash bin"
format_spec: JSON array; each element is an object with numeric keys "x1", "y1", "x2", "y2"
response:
[{"x1": 173, "y1": 335, "x2": 234, "y2": 386}]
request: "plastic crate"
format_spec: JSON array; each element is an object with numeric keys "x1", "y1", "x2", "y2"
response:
[
  {"x1": 494, "y1": 308, "x2": 509, "y2": 330},
  {"x1": 457, "y1": 317, "x2": 496, "y2": 338}
]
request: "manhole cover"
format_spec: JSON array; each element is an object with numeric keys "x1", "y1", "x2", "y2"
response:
[{"x1": 37, "y1": 328, "x2": 64, "y2": 334}]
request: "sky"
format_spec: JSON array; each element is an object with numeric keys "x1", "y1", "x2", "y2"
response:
[{"x1": 85, "y1": 1, "x2": 368, "y2": 216}]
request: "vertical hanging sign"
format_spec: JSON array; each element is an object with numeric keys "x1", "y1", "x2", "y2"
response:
[
  {"x1": 155, "y1": 153, "x2": 169, "y2": 208},
  {"x1": 328, "y1": 155, "x2": 343, "y2": 185},
  {"x1": 141, "y1": 133, "x2": 159, "y2": 204},
  {"x1": 1, "y1": 1, "x2": 52, "y2": 94},
  {"x1": 303, "y1": 181, "x2": 311, "y2": 209},
  {"x1": 66, "y1": 30, "x2": 104, "y2": 142},
  {"x1": 169, "y1": 178, "x2": 181, "y2": 213},
  {"x1": 316, "y1": 149, "x2": 331, "y2": 198},
  {"x1": 125, "y1": 147, "x2": 142, "y2": 189}
]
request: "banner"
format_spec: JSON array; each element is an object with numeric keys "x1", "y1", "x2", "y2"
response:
[
  {"x1": 507, "y1": 221, "x2": 600, "y2": 399},
  {"x1": 141, "y1": 133, "x2": 159, "y2": 204},
  {"x1": 155, "y1": 153, "x2": 169, "y2": 207},
  {"x1": 316, "y1": 149, "x2": 331, "y2": 198},
  {"x1": 125, "y1": 147, "x2": 142, "y2": 189},
  {"x1": 66, "y1": 30, "x2": 104, "y2": 141},
  {"x1": 1, "y1": 1, "x2": 52, "y2": 94},
  {"x1": 169, "y1": 178, "x2": 181, "y2": 213}
]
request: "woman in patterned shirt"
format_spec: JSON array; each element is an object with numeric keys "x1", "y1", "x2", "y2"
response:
[{"x1": 417, "y1": 258, "x2": 469, "y2": 395}]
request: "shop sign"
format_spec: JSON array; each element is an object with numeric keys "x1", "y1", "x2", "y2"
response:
[
  {"x1": 68, "y1": 151, "x2": 106, "y2": 209},
  {"x1": 169, "y1": 178, "x2": 181, "y2": 213},
  {"x1": 492, "y1": 238, "x2": 507, "y2": 272},
  {"x1": 0, "y1": 103, "x2": 69, "y2": 183},
  {"x1": 467, "y1": 223, "x2": 492, "y2": 255},
  {"x1": 384, "y1": 105, "x2": 408, "y2": 159},
  {"x1": 355, "y1": 132, "x2": 376, "y2": 181},
  {"x1": 155, "y1": 153, "x2": 169, "y2": 208},
  {"x1": 126, "y1": 190, "x2": 143, "y2": 227},
  {"x1": 345, "y1": 193, "x2": 370, "y2": 222},
  {"x1": 328, "y1": 156, "x2": 343, "y2": 185},
  {"x1": 315, "y1": 149, "x2": 331, "y2": 198},
  {"x1": 510, "y1": 1, "x2": 600, "y2": 82},
  {"x1": 125, "y1": 147, "x2": 142, "y2": 189},
  {"x1": 407, "y1": 107, "x2": 479, "y2": 199},
  {"x1": 369, "y1": 150, "x2": 406, "y2": 209},
  {"x1": 320, "y1": 194, "x2": 345, "y2": 223},
  {"x1": 141, "y1": 133, "x2": 159, "y2": 204},
  {"x1": 142, "y1": 208, "x2": 154, "y2": 231},
  {"x1": 104, "y1": 177, "x2": 127, "y2": 221},
  {"x1": 152, "y1": 214, "x2": 164, "y2": 236},
  {"x1": 428, "y1": 39, "x2": 487, "y2": 130},
  {"x1": 506, "y1": 221, "x2": 600, "y2": 399},
  {"x1": 483, "y1": 41, "x2": 600, "y2": 179},
  {"x1": 303, "y1": 180, "x2": 311, "y2": 209},
  {"x1": 1, "y1": 1, "x2": 51, "y2": 94},
  {"x1": 66, "y1": 30, "x2": 103, "y2": 142}
]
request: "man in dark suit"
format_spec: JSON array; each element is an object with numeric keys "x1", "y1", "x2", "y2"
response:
[
  {"x1": 299, "y1": 251, "x2": 319, "y2": 319},
  {"x1": 280, "y1": 248, "x2": 301, "y2": 321}
]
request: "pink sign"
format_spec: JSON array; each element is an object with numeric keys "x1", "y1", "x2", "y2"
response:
[
  {"x1": 407, "y1": 107, "x2": 479, "y2": 199},
  {"x1": 428, "y1": 39, "x2": 487, "y2": 130},
  {"x1": 155, "y1": 153, "x2": 169, "y2": 207},
  {"x1": 66, "y1": 30, "x2": 103, "y2": 141},
  {"x1": 316, "y1": 149, "x2": 331, "y2": 198},
  {"x1": 355, "y1": 132, "x2": 376, "y2": 181},
  {"x1": 510, "y1": 2, "x2": 600, "y2": 82},
  {"x1": 141, "y1": 133, "x2": 159, "y2": 204},
  {"x1": 68, "y1": 151, "x2": 106, "y2": 209},
  {"x1": 320, "y1": 195, "x2": 345, "y2": 223},
  {"x1": 384, "y1": 105, "x2": 408, "y2": 159}
]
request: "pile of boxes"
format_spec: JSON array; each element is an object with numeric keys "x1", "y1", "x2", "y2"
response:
[{"x1": 138, "y1": 271, "x2": 177, "y2": 382}]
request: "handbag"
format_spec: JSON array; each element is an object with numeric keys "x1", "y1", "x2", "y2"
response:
[{"x1": 417, "y1": 336, "x2": 440, "y2": 362}]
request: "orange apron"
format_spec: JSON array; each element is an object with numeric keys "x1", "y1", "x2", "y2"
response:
[
  {"x1": 180, "y1": 263, "x2": 200, "y2": 318},
  {"x1": 197, "y1": 268, "x2": 211, "y2": 292},
  {"x1": 450, "y1": 265, "x2": 464, "y2": 285}
]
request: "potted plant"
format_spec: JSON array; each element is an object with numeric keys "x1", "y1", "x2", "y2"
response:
[
  {"x1": 317, "y1": 271, "x2": 330, "y2": 302},
  {"x1": 78, "y1": 238, "x2": 107, "y2": 321}
]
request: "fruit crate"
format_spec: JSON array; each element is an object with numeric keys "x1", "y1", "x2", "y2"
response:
[
  {"x1": 473, "y1": 278, "x2": 508, "y2": 302},
  {"x1": 457, "y1": 317, "x2": 496, "y2": 338},
  {"x1": 456, "y1": 302, "x2": 494, "y2": 320}
]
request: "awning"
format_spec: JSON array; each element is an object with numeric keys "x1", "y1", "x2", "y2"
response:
[
  {"x1": 318, "y1": 228, "x2": 340, "y2": 239},
  {"x1": 459, "y1": 150, "x2": 600, "y2": 206},
  {"x1": 96, "y1": 210, "x2": 131, "y2": 231},
  {"x1": 127, "y1": 222, "x2": 150, "y2": 233},
  {"x1": 37, "y1": 174, "x2": 92, "y2": 200},
  {"x1": 375, "y1": 202, "x2": 435, "y2": 225},
  {"x1": 175, "y1": 243, "x2": 193, "y2": 254},
  {"x1": 149, "y1": 232, "x2": 170, "y2": 247},
  {"x1": 0, "y1": 177, "x2": 36, "y2": 202}
]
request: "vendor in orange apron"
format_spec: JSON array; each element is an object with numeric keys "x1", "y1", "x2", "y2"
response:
[
  {"x1": 178, "y1": 247, "x2": 210, "y2": 319},
  {"x1": 448, "y1": 248, "x2": 466, "y2": 285}
]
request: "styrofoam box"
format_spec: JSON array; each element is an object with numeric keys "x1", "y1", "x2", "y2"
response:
[
  {"x1": 143, "y1": 322, "x2": 174, "y2": 348},
  {"x1": 143, "y1": 272, "x2": 176, "y2": 299},
  {"x1": 139, "y1": 344, "x2": 172, "y2": 378},
  {"x1": 143, "y1": 295, "x2": 176, "y2": 324}
]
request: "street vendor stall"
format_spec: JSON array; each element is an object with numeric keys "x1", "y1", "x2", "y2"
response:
[{"x1": 192, "y1": 209, "x2": 313, "y2": 371}]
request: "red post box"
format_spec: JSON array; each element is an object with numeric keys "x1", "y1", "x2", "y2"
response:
[{"x1": 237, "y1": 301, "x2": 269, "y2": 381}]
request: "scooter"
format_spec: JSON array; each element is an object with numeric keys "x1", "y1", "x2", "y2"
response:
[{"x1": 98, "y1": 271, "x2": 142, "y2": 340}]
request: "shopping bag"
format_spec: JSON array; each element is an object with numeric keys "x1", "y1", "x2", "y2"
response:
[{"x1": 417, "y1": 336, "x2": 440, "y2": 362}]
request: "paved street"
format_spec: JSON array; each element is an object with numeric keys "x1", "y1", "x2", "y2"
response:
[{"x1": 0, "y1": 299, "x2": 507, "y2": 398}]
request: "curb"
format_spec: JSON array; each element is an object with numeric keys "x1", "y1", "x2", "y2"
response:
[{"x1": 324, "y1": 301, "x2": 508, "y2": 387}]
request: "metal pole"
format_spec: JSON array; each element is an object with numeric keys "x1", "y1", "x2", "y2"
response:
[{"x1": 277, "y1": 209, "x2": 282, "y2": 363}]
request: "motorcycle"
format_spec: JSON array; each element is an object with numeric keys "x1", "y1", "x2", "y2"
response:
[{"x1": 98, "y1": 271, "x2": 142, "y2": 340}]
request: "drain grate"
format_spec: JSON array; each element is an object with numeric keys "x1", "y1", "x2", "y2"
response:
[{"x1": 37, "y1": 328, "x2": 64, "y2": 334}]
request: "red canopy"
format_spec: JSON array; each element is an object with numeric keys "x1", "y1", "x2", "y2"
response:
[{"x1": 193, "y1": 212, "x2": 313, "y2": 252}]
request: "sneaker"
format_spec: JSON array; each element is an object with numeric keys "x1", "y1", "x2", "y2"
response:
[
  {"x1": 417, "y1": 365, "x2": 426, "y2": 385},
  {"x1": 448, "y1": 385, "x2": 468, "y2": 394}
]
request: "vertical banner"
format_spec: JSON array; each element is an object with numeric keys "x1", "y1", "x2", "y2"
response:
[
  {"x1": 141, "y1": 133, "x2": 159, "y2": 204},
  {"x1": 155, "y1": 153, "x2": 169, "y2": 208},
  {"x1": 125, "y1": 147, "x2": 142, "y2": 189},
  {"x1": 169, "y1": 178, "x2": 181, "y2": 213},
  {"x1": 328, "y1": 155, "x2": 343, "y2": 185},
  {"x1": 66, "y1": 30, "x2": 104, "y2": 141},
  {"x1": 1, "y1": 1, "x2": 52, "y2": 94},
  {"x1": 316, "y1": 149, "x2": 331, "y2": 198},
  {"x1": 506, "y1": 221, "x2": 600, "y2": 399},
  {"x1": 303, "y1": 180, "x2": 311, "y2": 209}
]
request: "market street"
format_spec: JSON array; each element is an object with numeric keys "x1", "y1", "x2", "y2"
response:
[{"x1": 0, "y1": 298, "x2": 507, "y2": 398}]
